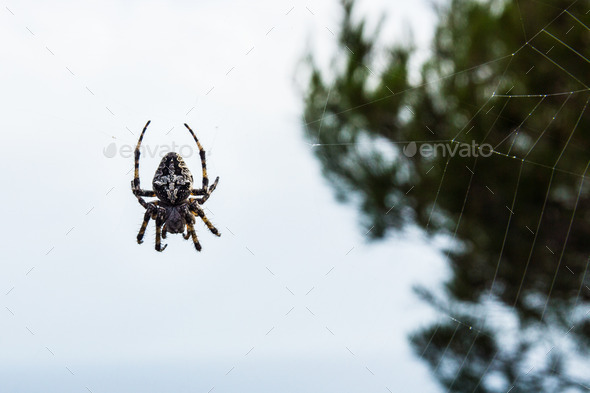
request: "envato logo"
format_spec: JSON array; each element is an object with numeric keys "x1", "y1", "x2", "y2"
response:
[
  {"x1": 402, "y1": 141, "x2": 493, "y2": 158},
  {"x1": 103, "y1": 142, "x2": 196, "y2": 159}
]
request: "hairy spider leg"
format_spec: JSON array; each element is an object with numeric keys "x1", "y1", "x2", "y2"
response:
[
  {"x1": 183, "y1": 123, "x2": 211, "y2": 192},
  {"x1": 185, "y1": 220, "x2": 202, "y2": 251},
  {"x1": 189, "y1": 203, "x2": 221, "y2": 237},
  {"x1": 135, "y1": 189, "x2": 157, "y2": 197},
  {"x1": 137, "y1": 210, "x2": 152, "y2": 244},
  {"x1": 182, "y1": 207, "x2": 194, "y2": 240},
  {"x1": 132, "y1": 120, "x2": 157, "y2": 206},
  {"x1": 162, "y1": 224, "x2": 168, "y2": 239},
  {"x1": 155, "y1": 216, "x2": 168, "y2": 252},
  {"x1": 137, "y1": 203, "x2": 158, "y2": 243},
  {"x1": 189, "y1": 176, "x2": 219, "y2": 205}
]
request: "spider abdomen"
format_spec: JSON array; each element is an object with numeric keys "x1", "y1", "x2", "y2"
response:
[{"x1": 152, "y1": 152, "x2": 193, "y2": 205}]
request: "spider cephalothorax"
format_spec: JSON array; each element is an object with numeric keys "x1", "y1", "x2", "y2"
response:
[{"x1": 131, "y1": 121, "x2": 220, "y2": 252}]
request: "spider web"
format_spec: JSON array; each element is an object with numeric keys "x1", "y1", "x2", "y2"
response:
[
  {"x1": 410, "y1": 5, "x2": 590, "y2": 392},
  {"x1": 305, "y1": 1, "x2": 590, "y2": 391}
]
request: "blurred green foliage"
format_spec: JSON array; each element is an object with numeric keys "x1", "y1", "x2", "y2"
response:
[{"x1": 302, "y1": 0, "x2": 590, "y2": 391}]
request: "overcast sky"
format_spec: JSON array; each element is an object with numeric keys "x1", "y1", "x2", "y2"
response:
[{"x1": 0, "y1": 0, "x2": 447, "y2": 392}]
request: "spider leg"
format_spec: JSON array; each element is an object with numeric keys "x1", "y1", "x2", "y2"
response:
[
  {"x1": 134, "y1": 188, "x2": 157, "y2": 197},
  {"x1": 136, "y1": 210, "x2": 152, "y2": 244},
  {"x1": 201, "y1": 176, "x2": 219, "y2": 203},
  {"x1": 189, "y1": 203, "x2": 221, "y2": 237},
  {"x1": 182, "y1": 214, "x2": 192, "y2": 239},
  {"x1": 162, "y1": 224, "x2": 168, "y2": 239},
  {"x1": 137, "y1": 203, "x2": 158, "y2": 244},
  {"x1": 185, "y1": 220, "x2": 202, "y2": 251},
  {"x1": 133, "y1": 120, "x2": 150, "y2": 190},
  {"x1": 131, "y1": 181, "x2": 156, "y2": 209},
  {"x1": 184, "y1": 123, "x2": 210, "y2": 189},
  {"x1": 131, "y1": 120, "x2": 157, "y2": 205},
  {"x1": 155, "y1": 218, "x2": 168, "y2": 252},
  {"x1": 190, "y1": 176, "x2": 219, "y2": 204},
  {"x1": 181, "y1": 211, "x2": 199, "y2": 247}
]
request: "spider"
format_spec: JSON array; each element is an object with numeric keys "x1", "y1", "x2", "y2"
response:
[{"x1": 131, "y1": 121, "x2": 220, "y2": 252}]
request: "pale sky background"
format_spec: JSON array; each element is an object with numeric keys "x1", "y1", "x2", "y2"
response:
[{"x1": 0, "y1": 0, "x2": 450, "y2": 392}]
